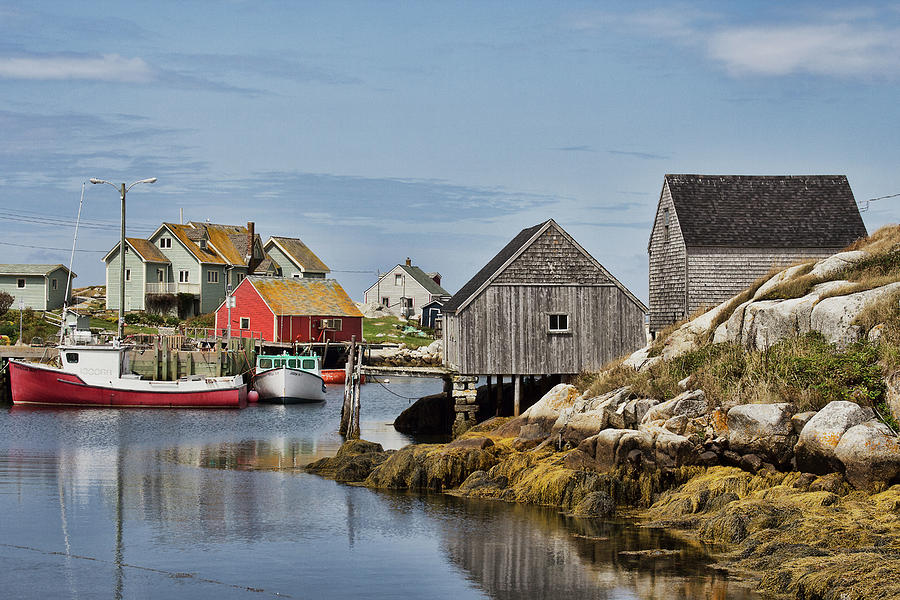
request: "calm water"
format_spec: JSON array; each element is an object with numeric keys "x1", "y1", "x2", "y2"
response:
[{"x1": 0, "y1": 378, "x2": 760, "y2": 599}]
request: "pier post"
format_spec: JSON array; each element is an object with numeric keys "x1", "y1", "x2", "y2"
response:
[
  {"x1": 451, "y1": 374, "x2": 479, "y2": 438},
  {"x1": 514, "y1": 375, "x2": 521, "y2": 417}
]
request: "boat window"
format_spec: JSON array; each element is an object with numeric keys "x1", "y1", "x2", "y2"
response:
[
  {"x1": 302, "y1": 359, "x2": 316, "y2": 370},
  {"x1": 274, "y1": 359, "x2": 285, "y2": 368},
  {"x1": 259, "y1": 358, "x2": 272, "y2": 369},
  {"x1": 288, "y1": 359, "x2": 298, "y2": 368},
  {"x1": 66, "y1": 352, "x2": 79, "y2": 363}
]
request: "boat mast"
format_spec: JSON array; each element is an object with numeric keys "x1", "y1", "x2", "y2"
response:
[{"x1": 58, "y1": 182, "x2": 86, "y2": 346}]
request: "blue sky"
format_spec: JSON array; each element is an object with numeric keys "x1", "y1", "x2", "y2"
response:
[{"x1": 2, "y1": 1, "x2": 899, "y2": 302}]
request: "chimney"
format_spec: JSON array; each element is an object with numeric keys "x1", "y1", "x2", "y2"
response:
[
  {"x1": 246, "y1": 222, "x2": 255, "y2": 263},
  {"x1": 405, "y1": 257, "x2": 411, "y2": 266}
]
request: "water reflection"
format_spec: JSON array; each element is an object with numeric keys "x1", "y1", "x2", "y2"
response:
[{"x1": 0, "y1": 378, "x2": 760, "y2": 599}]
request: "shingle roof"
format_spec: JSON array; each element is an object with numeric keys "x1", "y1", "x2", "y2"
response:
[
  {"x1": 0, "y1": 264, "x2": 75, "y2": 277},
  {"x1": 163, "y1": 223, "x2": 227, "y2": 264},
  {"x1": 126, "y1": 238, "x2": 170, "y2": 263},
  {"x1": 442, "y1": 221, "x2": 547, "y2": 313},
  {"x1": 248, "y1": 277, "x2": 363, "y2": 317},
  {"x1": 663, "y1": 174, "x2": 868, "y2": 248},
  {"x1": 266, "y1": 236, "x2": 330, "y2": 273},
  {"x1": 401, "y1": 265, "x2": 449, "y2": 296}
]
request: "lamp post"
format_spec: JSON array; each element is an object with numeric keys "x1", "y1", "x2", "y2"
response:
[{"x1": 90, "y1": 177, "x2": 157, "y2": 340}]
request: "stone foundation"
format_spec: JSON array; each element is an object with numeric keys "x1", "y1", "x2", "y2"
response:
[{"x1": 452, "y1": 375, "x2": 479, "y2": 437}]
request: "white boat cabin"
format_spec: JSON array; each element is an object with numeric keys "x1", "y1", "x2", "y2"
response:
[{"x1": 59, "y1": 345, "x2": 133, "y2": 384}]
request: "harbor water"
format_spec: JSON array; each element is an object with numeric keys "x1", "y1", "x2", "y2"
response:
[{"x1": 0, "y1": 377, "x2": 760, "y2": 599}]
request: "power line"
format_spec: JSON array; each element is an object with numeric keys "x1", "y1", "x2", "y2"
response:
[
  {"x1": 0, "y1": 240, "x2": 108, "y2": 253},
  {"x1": 859, "y1": 192, "x2": 900, "y2": 212}
]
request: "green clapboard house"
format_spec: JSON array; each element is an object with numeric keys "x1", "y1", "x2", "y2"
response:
[
  {"x1": 0, "y1": 264, "x2": 75, "y2": 310},
  {"x1": 103, "y1": 221, "x2": 280, "y2": 316}
]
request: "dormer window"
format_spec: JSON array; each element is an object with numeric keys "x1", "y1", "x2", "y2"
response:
[{"x1": 199, "y1": 240, "x2": 207, "y2": 250}]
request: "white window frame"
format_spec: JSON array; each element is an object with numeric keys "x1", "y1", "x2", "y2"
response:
[
  {"x1": 240, "y1": 317, "x2": 250, "y2": 329},
  {"x1": 292, "y1": 273, "x2": 302, "y2": 279},
  {"x1": 16, "y1": 278, "x2": 25, "y2": 289},
  {"x1": 157, "y1": 269, "x2": 165, "y2": 283},
  {"x1": 381, "y1": 296, "x2": 389, "y2": 307},
  {"x1": 394, "y1": 273, "x2": 402, "y2": 285},
  {"x1": 159, "y1": 237, "x2": 172, "y2": 249},
  {"x1": 207, "y1": 270, "x2": 219, "y2": 283},
  {"x1": 548, "y1": 313, "x2": 570, "y2": 333},
  {"x1": 179, "y1": 270, "x2": 190, "y2": 283}
]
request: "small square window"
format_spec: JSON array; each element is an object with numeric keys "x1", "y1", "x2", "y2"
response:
[
  {"x1": 240, "y1": 317, "x2": 250, "y2": 329},
  {"x1": 207, "y1": 270, "x2": 219, "y2": 283},
  {"x1": 16, "y1": 278, "x2": 25, "y2": 289},
  {"x1": 548, "y1": 314, "x2": 569, "y2": 333},
  {"x1": 179, "y1": 270, "x2": 190, "y2": 283},
  {"x1": 159, "y1": 238, "x2": 172, "y2": 249}
]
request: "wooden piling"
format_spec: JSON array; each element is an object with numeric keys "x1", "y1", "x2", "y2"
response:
[
  {"x1": 349, "y1": 345, "x2": 363, "y2": 439},
  {"x1": 514, "y1": 375, "x2": 521, "y2": 417},
  {"x1": 340, "y1": 336, "x2": 356, "y2": 436}
]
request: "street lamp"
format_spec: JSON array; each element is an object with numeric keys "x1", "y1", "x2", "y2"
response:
[{"x1": 90, "y1": 177, "x2": 157, "y2": 340}]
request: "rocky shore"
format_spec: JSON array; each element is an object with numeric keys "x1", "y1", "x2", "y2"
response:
[{"x1": 309, "y1": 381, "x2": 900, "y2": 600}]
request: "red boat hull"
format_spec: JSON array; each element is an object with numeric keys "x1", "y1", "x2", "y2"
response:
[
  {"x1": 8, "y1": 360, "x2": 247, "y2": 408},
  {"x1": 320, "y1": 369, "x2": 365, "y2": 385}
]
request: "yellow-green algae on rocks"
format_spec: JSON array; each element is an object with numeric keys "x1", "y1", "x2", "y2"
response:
[{"x1": 307, "y1": 422, "x2": 900, "y2": 600}]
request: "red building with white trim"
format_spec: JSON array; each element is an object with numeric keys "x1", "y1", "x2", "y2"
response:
[{"x1": 214, "y1": 276, "x2": 363, "y2": 343}]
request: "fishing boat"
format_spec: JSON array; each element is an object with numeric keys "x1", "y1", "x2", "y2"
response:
[
  {"x1": 8, "y1": 344, "x2": 247, "y2": 408},
  {"x1": 252, "y1": 353, "x2": 326, "y2": 403}
]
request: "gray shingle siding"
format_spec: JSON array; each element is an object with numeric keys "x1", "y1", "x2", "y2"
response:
[{"x1": 649, "y1": 182, "x2": 688, "y2": 331}]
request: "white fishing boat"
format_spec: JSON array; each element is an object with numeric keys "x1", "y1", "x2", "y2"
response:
[{"x1": 252, "y1": 353, "x2": 327, "y2": 404}]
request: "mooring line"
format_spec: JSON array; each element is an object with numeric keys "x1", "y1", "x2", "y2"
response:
[
  {"x1": 366, "y1": 375, "x2": 422, "y2": 403},
  {"x1": 0, "y1": 542, "x2": 294, "y2": 597}
]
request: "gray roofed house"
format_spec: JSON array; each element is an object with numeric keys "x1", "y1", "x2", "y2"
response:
[
  {"x1": 363, "y1": 258, "x2": 451, "y2": 319},
  {"x1": 0, "y1": 264, "x2": 75, "y2": 311},
  {"x1": 263, "y1": 236, "x2": 330, "y2": 279},
  {"x1": 649, "y1": 174, "x2": 868, "y2": 333}
]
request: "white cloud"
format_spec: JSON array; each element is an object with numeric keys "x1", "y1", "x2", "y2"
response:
[
  {"x1": 708, "y1": 24, "x2": 900, "y2": 77},
  {"x1": 0, "y1": 53, "x2": 154, "y2": 82}
]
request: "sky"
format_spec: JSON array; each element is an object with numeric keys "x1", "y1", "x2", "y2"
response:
[{"x1": 2, "y1": 1, "x2": 899, "y2": 303}]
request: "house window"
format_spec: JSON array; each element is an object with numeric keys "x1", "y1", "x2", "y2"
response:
[
  {"x1": 51, "y1": 279, "x2": 58, "y2": 290},
  {"x1": 321, "y1": 318, "x2": 342, "y2": 331},
  {"x1": 663, "y1": 208, "x2": 670, "y2": 242},
  {"x1": 548, "y1": 313, "x2": 569, "y2": 333},
  {"x1": 125, "y1": 269, "x2": 131, "y2": 282},
  {"x1": 381, "y1": 297, "x2": 389, "y2": 307},
  {"x1": 17, "y1": 278, "x2": 25, "y2": 288},
  {"x1": 400, "y1": 297, "x2": 413, "y2": 308},
  {"x1": 394, "y1": 273, "x2": 402, "y2": 285},
  {"x1": 292, "y1": 273, "x2": 302, "y2": 279},
  {"x1": 240, "y1": 317, "x2": 250, "y2": 329},
  {"x1": 179, "y1": 270, "x2": 190, "y2": 283},
  {"x1": 159, "y1": 238, "x2": 172, "y2": 249},
  {"x1": 157, "y1": 269, "x2": 165, "y2": 282},
  {"x1": 238, "y1": 273, "x2": 245, "y2": 282},
  {"x1": 207, "y1": 270, "x2": 219, "y2": 283}
]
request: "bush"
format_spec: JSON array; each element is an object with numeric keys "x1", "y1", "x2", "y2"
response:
[
  {"x1": 0, "y1": 291, "x2": 12, "y2": 318},
  {"x1": 123, "y1": 312, "x2": 142, "y2": 325},
  {"x1": 144, "y1": 313, "x2": 165, "y2": 326},
  {"x1": 164, "y1": 315, "x2": 180, "y2": 326}
]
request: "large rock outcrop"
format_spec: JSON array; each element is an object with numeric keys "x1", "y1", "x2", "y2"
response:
[
  {"x1": 795, "y1": 401, "x2": 874, "y2": 474},
  {"x1": 834, "y1": 421, "x2": 900, "y2": 491},
  {"x1": 727, "y1": 403, "x2": 796, "y2": 467}
]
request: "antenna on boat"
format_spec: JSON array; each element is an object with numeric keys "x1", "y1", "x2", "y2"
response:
[{"x1": 58, "y1": 182, "x2": 86, "y2": 346}]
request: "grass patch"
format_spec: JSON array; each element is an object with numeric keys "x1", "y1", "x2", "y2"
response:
[
  {"x1": 577, "y1": 333, "x2": 886, "y2": 412},
  {"x1": 363, "y1": 316, "x2": 435, "y2": 348}
]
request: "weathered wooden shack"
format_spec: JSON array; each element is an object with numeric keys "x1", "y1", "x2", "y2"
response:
[
  {"x1": 443, "y1": 219, "x2": 647, "y2": 426},
  {"x1": 649, "y1": 174, "x2": 868, "y2": 335}
]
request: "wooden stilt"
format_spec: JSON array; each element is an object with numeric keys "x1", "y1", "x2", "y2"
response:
[
  {"x1": 340, "y1": 336, "x2": 356, "y2": 436},
  {"x1": 496, "y1": 374, "x2": 503, "y2": 415},
  {"x1": 514, "y1": 375, "x2": 521, "y2": 417}
]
